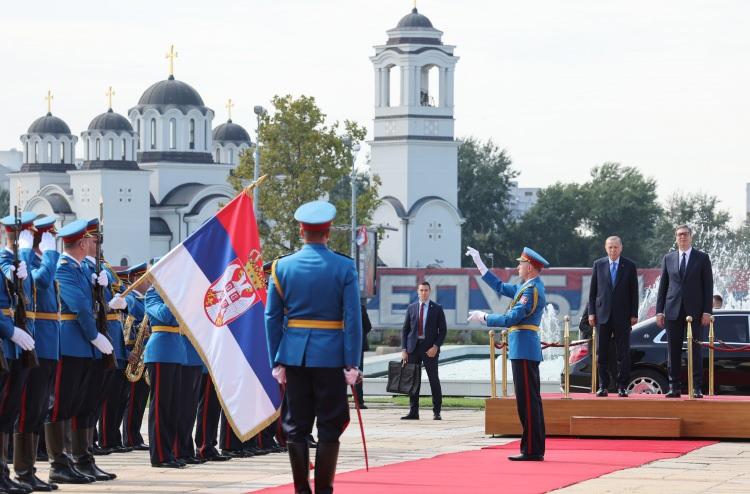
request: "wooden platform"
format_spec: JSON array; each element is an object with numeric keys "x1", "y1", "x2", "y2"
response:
[{"x1": 486, "y1": 393, "x2": 750, "y2": 439}]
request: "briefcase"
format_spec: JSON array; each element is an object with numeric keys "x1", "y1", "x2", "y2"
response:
[{"x1": 386, "y1": 360, "x2": 422, "y2": 396}]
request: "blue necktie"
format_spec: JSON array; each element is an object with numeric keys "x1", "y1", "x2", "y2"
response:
[
  {"x1": 679, "y1": 252, "x2": 687, "y2": 279},
  {"x1": 610, "y1": 262, "x2": 617, "y2": 284}
]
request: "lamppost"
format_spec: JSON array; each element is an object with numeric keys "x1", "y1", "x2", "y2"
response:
[
  {"x1": 342, "y1": 135, "x2": 361, "y2": 260},
  {"x1": 253, "y1": 105, "x2": 266, "y2": 214}
]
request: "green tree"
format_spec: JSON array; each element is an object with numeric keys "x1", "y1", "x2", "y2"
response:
[
  {"x1": 511, "y1": 183, "x2": 591, "y2": 266},
  {"x1": 457, "y1": 137, "x2": 518, "y2": 267},
  {"x1": 582, "y1": 163, "x2": 661, "y2": 266},
  {"x1": 229, "y1": 95, "x2": 379, "y2": 260},
  {"x1": 0, "y1": 188, "x2": 8, "y2": 217},
  {"x1": 646, "y1": 192, "x2": 732, "y2": 265}
]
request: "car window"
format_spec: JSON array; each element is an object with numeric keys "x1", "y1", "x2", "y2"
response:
[{"x1": 714, "y1": 315, "x2": 750, "y2": 343}]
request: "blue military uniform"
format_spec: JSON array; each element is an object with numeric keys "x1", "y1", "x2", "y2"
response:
[
  {"x1": 144, "y1": 286, "x2": 187, "y2": 468},
  {"x1": 481, "y1": 247, "x2": 548, "y2": 460},
  {"x1": 264, "y1": 200, "x2": 363, "y2": 493}
]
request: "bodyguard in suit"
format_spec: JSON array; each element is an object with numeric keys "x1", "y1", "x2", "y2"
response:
[
  {"x1": 265, "y1": 200, "x2": 363, "y2": 494},
  {"x1": 468, "y1": 246, "x2": 548, "y2": 462},
  {"x1": 588, "y1": 236, "x2": 639, "y2": 397},
  {"x1": 400, "y1": 281, "x2": 447, "y2": 420},
  {"x1": 656, "y1": 224, "x2": 713, "y2": 398}
]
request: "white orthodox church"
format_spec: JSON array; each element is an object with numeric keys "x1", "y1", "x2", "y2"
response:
[
  {"x1": 10, "y1": 55, "x2": 252, "y2": 266},
  {"x1": 369, "y1": 8, "x2": 464, "y2": 268}
]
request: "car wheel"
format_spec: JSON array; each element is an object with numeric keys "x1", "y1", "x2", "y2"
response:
[{"x1": 626, "y1": 369, "x2": 668, "y2": 395}]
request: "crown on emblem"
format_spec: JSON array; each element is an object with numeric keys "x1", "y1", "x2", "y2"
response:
[{"x1": 244, "y1": 249, "x2": 267, "y2": 292}]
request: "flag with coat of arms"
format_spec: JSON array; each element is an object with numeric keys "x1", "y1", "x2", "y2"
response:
[{"x1": 148, "y1": 184, "x2": 281, "y2": 439}]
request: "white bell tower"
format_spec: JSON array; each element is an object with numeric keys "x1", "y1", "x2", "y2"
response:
[{"x1": 369, "y1": 7, "x2": 463, "y2": 267}]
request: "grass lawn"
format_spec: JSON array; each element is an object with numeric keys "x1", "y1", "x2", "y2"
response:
[{"x1": 360, "y1": 396, "x2": 486, "y2": 409}]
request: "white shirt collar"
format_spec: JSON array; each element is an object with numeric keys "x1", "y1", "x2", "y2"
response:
[
  {"x1": 678, "y1": 247, "x2": 692, "y2": 257},
  {"x1": 85, "y1": 255, "x2": 96, "y2": 264},
  {"x1": 609, "y1": 257, "x2": 620, "y2": 265}
]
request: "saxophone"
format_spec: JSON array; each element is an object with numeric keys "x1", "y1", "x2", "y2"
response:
[{"x1": 125, "y1": 314, "x2": 150, "y2": 383}]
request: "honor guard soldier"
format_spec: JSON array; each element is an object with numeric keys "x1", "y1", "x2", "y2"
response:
[
  {"x1": 11, "y1": 215, "x2": 59, "y2": 491},
  {"x1": 48, "y1": 219, "x2": 116, "y2": 484},
  {"x1": 143, "y1": 279, "x2": 188, "y2": 468},
  {"x1": 265, "y1": 200, "x2": 363, "y2": 494},
  {"x1": 468, "y1": 246, "x2": 549, "y2": 462},
  {"x1": 0, "y1": 212, "x2": 37, "y2": 494},
  {"x1": 176, "y1": 328, "x2": 205, "y2": 464},
  {"x1": 120, "y1": 262, "x2": 150, "y2": 451},
  {"x1": 194, "y1": 370, "x2": 231, "y2": 461}
]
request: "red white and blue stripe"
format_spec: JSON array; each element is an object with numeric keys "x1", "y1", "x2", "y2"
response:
[{"x1": 149, "y1": 191, "x2": 281, "y2": 440}]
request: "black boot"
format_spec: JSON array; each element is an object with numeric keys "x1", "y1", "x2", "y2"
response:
[
  {"x1": 14, "y1": 432, "x2": 55, "y2": 492},
  {"x1": 72, "y1": 428, "x2": 115, "y2": 481},
  {"x1": 314, "y1": 442, "x2": 339, "y2": 494},
  {"x1": 32, "y1": 434, "x2": 57, "y2": 490},
  {"x1": 286, "y1": 441, "x2": 311, "y2": 494},
  {"x1": 45, "y1": 423, "x2": 92, "y2": 485},
  {"x1": 0, "y1": 432, "x2": 31, "y2": 494}
]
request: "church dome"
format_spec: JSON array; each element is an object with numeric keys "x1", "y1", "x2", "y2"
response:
[
  {"x1": 27, "y1": 113, "x2": 71, "y2": 134},
  {"x1": 138, "y1": 75, "x2": 204, "y2": 106},
  {"x1": 396, "y1": 8, "x2": 434, "y2": 28},
  {"x1": 87, "y1": 108, "x2": 133, "y2": 132},
  {"x1": 212, "y1": 120, "x2": 251, "y2": 143}
]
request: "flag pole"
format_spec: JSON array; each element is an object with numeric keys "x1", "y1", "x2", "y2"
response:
[{"x1": 120, "y1": 174, "x2": 269, "y2": 298}]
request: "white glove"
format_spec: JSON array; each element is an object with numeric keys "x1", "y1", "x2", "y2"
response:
[
  {"x1": 4, "y1": 265, "x2": 15, "y2": 281},
  {"x1": 272, "y1": 365, "x2": 286, "y2": 384},
  {"x1": 96, "y1": 271, "x2": 109, "y2": 287},
  {"x1": 465, "y1": 246, "x2": 488, "y2": 275},
  {"x1": 40, "y1": 232, "x2": 57, "y2": 253},
  {"x1": 91, "y1": 333, "x2": 114, "y2": 354},
  {"x1": 108, "y1": 294, "x2": 127, "y2": 310},
  {"x1": 344, "y1": 367, "x2": 362, "y2": 386},
  {"x1": 11, "y1": 327, "x2": 35, "y2": 351},
  {"x1": 467, "y1": 310, "x2": 488, "y2": 325},
  {"x1": 16, "y1": 261, "x2": 27, "y2": 280},
  {"x1": 18, "y1": 230, "x2": 33, "y2": 250}
]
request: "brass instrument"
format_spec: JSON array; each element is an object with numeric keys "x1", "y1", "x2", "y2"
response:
[{"x1": 125, "y1": 315, "x2": 150, "y2": 383}]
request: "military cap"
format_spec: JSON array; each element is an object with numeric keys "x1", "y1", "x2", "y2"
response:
[
  {"x1": 120, "y1": 261, "x2": 147, "y2": 276},
  {"x1": 294, "y1": 201, "x2": 336, "y2": 231},
  {"x1": 1, "y1": 212, "x2": 38, "y2": 232},
  {"x1": 33, "y1": 214, "x2": 58, "y2": 233},
  {"x1": 516, "y1": 247, "x2": 550, "y2": 271},
  {"x1": 57, "y1": 219, "x2": 90, "y2": 242},
  {"x1": 86, "y1": 218, "x2": 99, "y2": 236}
]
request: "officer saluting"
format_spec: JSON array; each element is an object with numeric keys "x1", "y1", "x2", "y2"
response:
[
  {"x1": 467, "y1": 246, "x2": 548, "y2": 462},
  {"x1": 265, "y1": 201, "x2": 362, "y2": 494}
]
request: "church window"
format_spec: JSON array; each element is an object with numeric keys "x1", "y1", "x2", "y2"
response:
[
  {"x1": 215, "y1": 149, "x2": 221, "y2": 163},
  {"x1": 169, "y1": 119, "x2": 177, "y2": 149},
  {"x1": 204, "y1": 121, "x2": 208, "y2": 150},
  {"x1": 150, "y1": 119, "x2": 156, "y2": 149},
  {"x1": 108, "y1": 139, "x2": 114, "y2": 160},
  {"x1": 119, "y1": 257, "x2": 128, "y2": 267},
  {"x1": 60, "y1": 142, "x2": 65, "y2": 163},
  {"x1": 388, "y1": 66, "x2": 401, "y2": 107},
  {"x1": 34, "y1": 142, "x2": 38, "y2": 163},
  {"x1": 47, "y1": 142, "x2": 52, "y2": 162},
  {"x1": 228, "y1": 148, "x2": 234, "y2": 165},
  {"x1": 96, "y1": 138, "x2": 101, "y2": 160},
  {"x1": 24, "y1": 142, "x2": 28, "y2": 162},
  {"x1": 189, "y1": 119, "x2": 195, "y2": 149},
  {"x1": 85, "y1": 139, "x2": 90, "y2": 160},
  {"x1": 136, "y1": 120, "x2": 141, "y2": 149},
  {"x1": 121, "y1": 138, "x2": 127, "y2": 160}
]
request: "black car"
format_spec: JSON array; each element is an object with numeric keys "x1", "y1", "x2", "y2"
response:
[{"x1": 565, "y1": 309, "x2": 750, "y2": 395}]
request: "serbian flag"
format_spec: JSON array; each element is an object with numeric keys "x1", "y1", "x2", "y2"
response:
[{"x1": 148, "y1": 189, "x2": 281, "y2": 440}]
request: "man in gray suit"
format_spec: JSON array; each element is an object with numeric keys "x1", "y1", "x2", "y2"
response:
[{"x1": 656, "y1": 225, "x2": 713, "y2": 398}]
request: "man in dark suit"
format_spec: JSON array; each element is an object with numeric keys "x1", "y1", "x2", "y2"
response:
[
  {"x1": 588, "y1": 236, "x2": 639, "y2": 397},
  {"x1": 656, "y1": 224, "x2": 713, "y2": 398},
  {"x1": 400, "y1": 281, "x2": 447, "y2": 420}
]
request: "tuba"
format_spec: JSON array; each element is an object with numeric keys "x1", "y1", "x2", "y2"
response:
[{"x1": 125, "y1": 314, "x2": 150, "y2": 383}]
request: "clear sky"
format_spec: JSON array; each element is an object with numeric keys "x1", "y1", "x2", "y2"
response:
[{"x1": 2, "y1": 1, "x2": 749, "y2": 222}]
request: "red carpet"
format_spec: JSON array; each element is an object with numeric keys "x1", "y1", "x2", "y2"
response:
[{"x1": 252, "y1": 438, "x2": 714, "y2": 493}]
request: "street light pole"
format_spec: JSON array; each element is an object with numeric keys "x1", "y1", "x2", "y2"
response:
[{"x1": 253, "y1": 105, "x2": 266, "y2": 214}]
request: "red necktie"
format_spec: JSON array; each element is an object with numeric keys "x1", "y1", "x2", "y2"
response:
[{"x1": 418, "y1": 303, "x2": 424, "y2": 337}]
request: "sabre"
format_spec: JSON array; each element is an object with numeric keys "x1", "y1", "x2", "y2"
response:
[{"x1": 350, "y1": 384, "x2": 369, "y2": 472}]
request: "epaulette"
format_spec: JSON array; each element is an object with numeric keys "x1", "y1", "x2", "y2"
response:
[
  {"x1": 59, "y1": 258, "x2": 68, "y2": 265},
  {"x1": 333, "y1": 251, "x2": 353, "y2": 260}
]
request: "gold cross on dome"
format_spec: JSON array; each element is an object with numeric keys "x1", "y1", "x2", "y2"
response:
[
  {"x1": 225, "y1": 98, "x2": 234, "y2": 120},
  {"x1": 165, "y1": 44, "x2": 178, "y2": 76},
  {"x1": 45, "y1": 90, "x2": 53, "y2": 114},
  {"x1": 106, "y1": 86, "x2": 115, "y2": 109}
]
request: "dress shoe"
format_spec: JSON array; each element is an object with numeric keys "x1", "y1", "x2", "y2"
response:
[
  {"x1": 618, "y1": 389, "x2": 628, "y2": 398},
  {"x1": 357, "y1": 403, "x2": 368, "y2": 410},
  {"x1": 73, "y1": 463, "x2": 115, "y2": 481},
  {"x1": 400, "y1": 413, "x2": 419, "y2": 420},
  {"x1": 175, "y1": 458, "x2": 187, "y2": 467},
  {"x1": 0, "y1": 476, "x2": 32, "y2": 494},
  {"x1": 204, "y1": 452, "x2": 231, "y2": 461},
  {"x1": 595, "y1": 388, "x2": 608, "y2": 397},
  {"x1": 132, "y1": 443, "x2": 150, "y2": 451},
  {"x1": 665, "y1": 389, "x2": 681, "y2": 398},
  {"x1": 508, "y1": 454, "x2": 544, "y2": 461},
  {"x1": 693, "y1": 391, "x2": 704, "y2": 399},
  {"x1": 181, "y1": 456, "x2": 205, "y2": 464},
  {"x1": 151, "y1": 460, "x2": 185, "y2": 469},
  {"x1": 111, "y1": 445, "x2": 132, "y2": 453},
  {"x1": 306, "y1": 435, "x2": 318, "y2": 449},
  {"x1": 91, "y1": 445, "x2": 112, "y2": 456},
  {"x1": 16, "y1": 473, "x2": 56, "y2": 492},
  {"x1": 433, "y1": 413, "x2": 442, "y2": 421}
]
